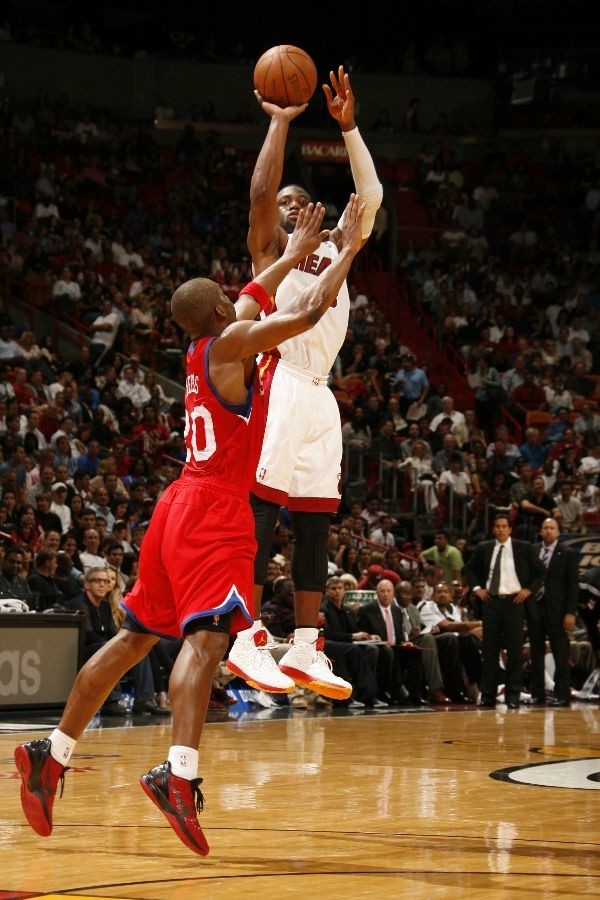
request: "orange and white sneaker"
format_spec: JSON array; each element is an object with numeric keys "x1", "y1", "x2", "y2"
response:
[
  {"x1": 226, "y1": 629, "x2": 295, "y2": 693},
  {"x1": 278, "y1": 637, "x2": 352, "y2": 700},
  {"x1": 14, "y1": 738, "x2": 67, "y2": 836},
  {"x1": 140, "y1": 761, "x2": 209, "y2": 856}
]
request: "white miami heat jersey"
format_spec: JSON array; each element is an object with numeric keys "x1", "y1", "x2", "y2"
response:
[{"x1": 270, "y1": 240, "x2": 350, "y2": 375}]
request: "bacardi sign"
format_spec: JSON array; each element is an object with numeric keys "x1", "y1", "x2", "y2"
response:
[
  {"x1": 562, "y1": 535, "x2": 600, "y2": 571},
  {"x1": 300, "y1": 141, "x2": 349, "y2": 163}
]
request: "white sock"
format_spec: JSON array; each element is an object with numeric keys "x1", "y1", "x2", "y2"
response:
[
  {"x1": 49, "y1": 729, "x2": 77, "y2": 766},
  {"x1": 237, "y1": 619, "x2": 262, "y2": 641},
  {"x1": 295, "y1": 627, "x2": 318, "y2": 644},
  {"x1": 168, "y1": 745, "x2": 199, "y2": 780}
]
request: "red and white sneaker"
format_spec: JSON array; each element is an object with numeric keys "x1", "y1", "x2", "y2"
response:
[
  {"x1": 14, "y1": 738, "x2": 67, "y2": 836},
  {"x1": 140, "y1": 761, "x2": 209, "y2": 856},
  {"x1": 278, "y1": 637, "x2": 352, "y2": 700},
  {"x1": 226, "y1": 629, "x2": 295, "y2": 693}
]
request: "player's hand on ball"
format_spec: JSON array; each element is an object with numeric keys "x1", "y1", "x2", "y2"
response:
[{"x1": 254, "y1": 91, "x2": 307, "y2": 121}]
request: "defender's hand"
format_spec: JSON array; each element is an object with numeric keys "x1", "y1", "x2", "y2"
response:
[
  {"x1": 339, "y1": 193, "x2": 365, "y2": 253},
  {"x1": 284, "y1": 203, "x2": 329, "y2": 260}
]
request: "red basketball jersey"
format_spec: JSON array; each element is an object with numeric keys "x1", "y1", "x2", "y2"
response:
[{"x1": 183, "y1": 337, "x2": 264, "y2": 488}]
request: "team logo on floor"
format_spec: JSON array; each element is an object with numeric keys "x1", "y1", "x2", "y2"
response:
[{"x1": 491, "y1": 746, "x2": 600, "y2": 790}]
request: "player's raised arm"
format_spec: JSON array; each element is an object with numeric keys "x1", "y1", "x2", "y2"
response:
[
  {"x1": 247, "y1": 96, "x2": 307, "y2": 267},
  {"x1": 324, "y1": 66, "x2": 383, "y2": 246}
]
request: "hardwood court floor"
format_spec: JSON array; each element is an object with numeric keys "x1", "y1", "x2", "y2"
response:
[{"x1": 1, "y1": 703, "x2": 599, "y2": 899}]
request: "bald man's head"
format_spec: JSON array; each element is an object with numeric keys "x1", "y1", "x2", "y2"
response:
[{"x1": 171, "y1": 278, "x2": 235, "y2": 338}]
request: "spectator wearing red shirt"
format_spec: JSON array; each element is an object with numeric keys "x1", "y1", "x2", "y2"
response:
[
  {"x1": 548, "y1": 427, "x2": 584, "y2": 463},
  {"x1": 39, "y1": 401, "x2": 67, "y2": 442},
  {"x1": 10, "y1": 503, "x2": 44, "y2": 553},
  {"x1": 11, "y1": 366, "x2": 38, "y2": 407},
  {"x1": 510, "y1": 371, "x2": 547, "y2": 417},
  {"x1": 110, "y1": 439, "x2": 133, "y2": 478},
  {"x1": 357, "y1": 564, "x2": 400, "y2": 590},
  {"x1": 131, "y1": 405, "x2": 170, "y2": 466}
]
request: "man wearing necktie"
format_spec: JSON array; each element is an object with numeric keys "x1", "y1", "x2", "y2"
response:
[
  {"x1": 527, "y1": 517, "x2": 579, "y2": 707},
  {"x1": 464, "y1": 513, "x2": 546, "y2": 708},
  {"x1": 321, "y1": 576, "x2": 388, "y2": 706},
  {"x1": 358, "y1": 579, "x2": 426, "y2": 705}
]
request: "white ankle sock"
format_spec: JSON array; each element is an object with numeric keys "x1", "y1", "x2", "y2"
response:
[
  {"x1": 168, "y1": 745, "x2": 198, "y2": 780},
  {"x1": 49, "y1": 729, "x2": 76, "y2": 765},
  {"x1": 294, "y1": 627, "x2": 318, "y2": 644}
]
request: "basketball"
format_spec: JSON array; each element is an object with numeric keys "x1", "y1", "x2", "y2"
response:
[{"x1": 253, "y1": 45, "x2": 318, "y2": 108}]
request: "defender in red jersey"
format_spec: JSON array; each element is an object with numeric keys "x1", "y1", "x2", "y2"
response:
[{"x1": 15, "y1": 196, "x2": 365, "y2": 855}]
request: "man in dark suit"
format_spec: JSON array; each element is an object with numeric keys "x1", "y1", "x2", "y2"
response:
[
  {"x1": 357, "y1": 579, "x2": 425, "y2": 705},
  {"x1": 396, "y1": 580, "x2": 454, "y2": 703},
  {"x1": 527, "y1": 517, "x2": 579, "y2": 707},
  {"x1": 464, "y1": 513, "x2": 546, "y2": 708},
  {"x1": 321, "y1": 576, "x2": 386, "y2": 706}
]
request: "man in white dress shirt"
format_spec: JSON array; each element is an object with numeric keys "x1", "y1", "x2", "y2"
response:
[{"x1": 429, "y1": 396, "x2": 465, "y2": 435}]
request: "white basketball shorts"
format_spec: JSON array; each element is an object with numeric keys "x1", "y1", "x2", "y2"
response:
[{"x1": 253, "y1": 357, "x2": 342, "y2": 513}]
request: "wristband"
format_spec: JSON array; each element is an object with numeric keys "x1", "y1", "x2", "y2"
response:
[{"x1": 239, "y1": 280, "x2": 273, "y2": 313}]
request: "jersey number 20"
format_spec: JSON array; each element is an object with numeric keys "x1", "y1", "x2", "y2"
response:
[{"x1": 184, "y1": 405, "x2": 216, "y2": 462}]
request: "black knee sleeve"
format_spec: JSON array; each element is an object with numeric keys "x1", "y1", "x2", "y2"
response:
[
  {"x1": 291, "y1": 511, "x2": 331, "y2": 592},
  {"x1": 250, "y1": 493, "x2": 280, "y2": 585}
]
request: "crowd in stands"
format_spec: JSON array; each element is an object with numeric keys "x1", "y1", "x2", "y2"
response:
[
  {"x1": 1, "y1": 88, "x2": 600, "y2": 712},
  {"x1": 381, "y1": 131, "x2": 600, "y2": 531}
]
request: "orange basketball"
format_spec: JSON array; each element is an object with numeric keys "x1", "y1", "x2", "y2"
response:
[{"x1": 253, "y1": 45, "x2": 318, "y2": 108}]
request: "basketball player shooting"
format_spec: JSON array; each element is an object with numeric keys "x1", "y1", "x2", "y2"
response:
[{"x1": 227, "y1": 65, "x2": 383, "y2": 699}]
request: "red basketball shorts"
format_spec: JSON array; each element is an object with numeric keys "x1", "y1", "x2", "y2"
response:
[{"x1": 122, "y1": 474, "x2": 255, "y2": 638}]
